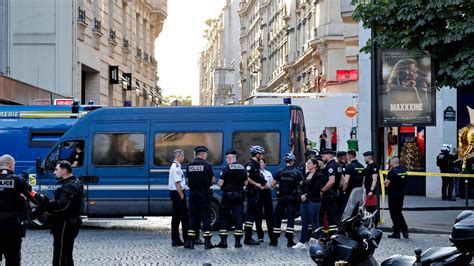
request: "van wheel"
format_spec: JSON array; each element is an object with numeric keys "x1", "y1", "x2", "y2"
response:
[{"x1": 210, "y1": 201, "x2": 219, "y2": 231}]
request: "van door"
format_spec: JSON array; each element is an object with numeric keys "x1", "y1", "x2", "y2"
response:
[
  {"x1": 149, "y1": 122, "x2": 225, "y2": 216},
  {"x1": 87, "y1": 121, "x2": 150, "y2": 216}
]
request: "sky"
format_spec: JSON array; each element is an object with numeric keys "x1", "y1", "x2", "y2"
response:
[{"x1": 155, "y1": 0, "x2": 227, "y2": 104}]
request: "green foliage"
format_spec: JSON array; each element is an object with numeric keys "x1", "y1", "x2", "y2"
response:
[{"x1": 352, "y1": 0, "x2": 474, "y2": 89}]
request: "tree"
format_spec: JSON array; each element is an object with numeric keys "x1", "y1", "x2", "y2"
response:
[
  {"x1": 162, "y1": 94, "x2": 192, "y2": 106},
  {"x1": 352, "y1": 0, "x2": 474, "y2": 89}
]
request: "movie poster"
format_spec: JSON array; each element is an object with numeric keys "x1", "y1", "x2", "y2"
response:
[{"x1": 378, "y1": 49, "x2": 436, "y2": 126}]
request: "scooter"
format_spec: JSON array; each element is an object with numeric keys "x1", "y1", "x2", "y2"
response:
[
  {"x1": 309, "y1": 187, "x2": 383, "y2": 266},
  {"x1": 381, "y1": 210, "x2": 474, "y2": 266}
]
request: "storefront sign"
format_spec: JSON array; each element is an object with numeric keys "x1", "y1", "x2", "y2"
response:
[
  {"x1": 378, "y1": 49, "x2": 436, "y2": 127},
  {"x1": 444, "y1": 106, "x2": 456, "y2": 121},
  {"x1": 336, "y1": 70, "x2": 358, "y2": 81},
  {"x1": 32, "y1": 99, "x2": 52, "y2": 105},
  {"x1": 54, "y1": 99, "x2": 74, "y2": 105}
]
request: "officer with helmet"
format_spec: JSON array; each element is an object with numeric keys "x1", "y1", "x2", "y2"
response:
[
  {"x1": 216, "y1": 149, "x2": 248, "y2": 248},
  {"x1": 271, "y1": 153, "x2": 304, "y2": 247},
  {"x1": 0, "y1": 154, "x2": 40, "y2": 265},
  {"x1": 437, "y1": 144, "x2": 455, "y2": 201},
  {"x1": 243, "y1": 145, "x2": 267, "y2": 245},
  {"x1": 184, "y1": 146, "x2": 216, "y2": 249}
]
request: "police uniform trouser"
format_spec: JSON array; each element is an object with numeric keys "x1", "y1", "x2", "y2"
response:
[
  {"x1": 52, "y1": 220, "x2": 80, "y2": 266},
  {"x1": 244, "y1": 189, "x2": 259, "y2": 230},
  {"x1": 0, "y1": 234, "x2": 22, "y2": 266},
  {"x1": 219, "y1": 192, "x2": 244, "y2": 239},
  {"x1": 170, "y1": 190, "x2": 189, "y2": 242},
  {"x1": 188, "y1": 191, "x2": 212, "y2": 239},
  {"x1": 273, "y1": 195, "x2": 298, "y2": 237},
  {"x1": 441, "y1": 177, "x2": 454, "y2": 199},
  {"x1": 320, "y1": 195, "x2": 338, "y2": 226},
  {"x1": 388, "y1": 194, "x2": 408, "y2": 234},
  {"x1": 255, "y1": 189, "x2": 274, "y2": 240}
]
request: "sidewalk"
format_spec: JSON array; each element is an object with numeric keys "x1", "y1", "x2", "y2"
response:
[{"x1": 377, "y1": 196, "x2": 474, "y2": 234}]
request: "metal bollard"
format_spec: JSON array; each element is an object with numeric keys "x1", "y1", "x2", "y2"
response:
[
  {"x1": 414, "y1": 248, "x2": 422, "y2": 266},
  {"x1": 465, "y1": 180, "x2": 469, "y2": 210}
]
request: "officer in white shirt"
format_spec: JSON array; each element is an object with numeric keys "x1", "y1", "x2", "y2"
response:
[
  {"x1": 168, "y1": 149, "x2": 188, "y2": 247},
  {"x1": 255, "y1": 158, "x2": 275, "y2": 242}
]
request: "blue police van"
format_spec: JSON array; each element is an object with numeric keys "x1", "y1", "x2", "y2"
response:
[
  {"x1": 26, "y1": 105, "x2": 307, "y2": 227},
  {"x1": 0, "y1": 104, "x2": 100, "y2": 174}
]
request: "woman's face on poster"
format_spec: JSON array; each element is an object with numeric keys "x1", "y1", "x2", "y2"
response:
[{"x1": 399, "y1": 63, "x2": 418, "y2": 87}]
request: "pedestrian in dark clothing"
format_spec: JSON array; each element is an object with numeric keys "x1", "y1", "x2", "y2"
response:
[
  {"x1": 452, "y1": 148, "x2": 462, "y2": 197},
  {"x1": 319, "y1": 150, "x2": 342, "y2": 226},
  {"x1": 385, "y1": 157, "x2": 408, "y2": 239},
  {"x1": 184, "y1": 146, "x2": 215, "y2": 249},
  {"x1": 363, "y1": 151, "x2": 380, "y2": 224},
  {"x1": 46, "y1": 160, "x2": 84, "y2": 266},
  {"x1": 319, "y1": 130, "x2": 327, "y2": 152},
  {"x1": 341, "y1": 150, "x2": 366, "y2": 206},
  {"x1": 336, "y1": 151, "x2": 347, "y2": 220},
  {"x1": 437, "y1": 144, "x2": 456, "y2": 201},
  {"x1": 292, "y1": 158, "x2": 322, "y2": 249},
  {"x1": 0, "y1": 154, "x2": 39, "y2": 266}
]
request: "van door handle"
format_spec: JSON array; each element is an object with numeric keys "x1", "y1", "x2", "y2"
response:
[{"x1": 79, "y1": 176, "x2": 99, "y2": 184}]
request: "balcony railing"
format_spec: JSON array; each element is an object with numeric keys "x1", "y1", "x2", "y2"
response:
[
  {"x1": 144, "y1": 52, "x2": 149, "y2": 62},
  {"x1": 109, "y1": 28, "x2": 117, "y2": 43},
  {"x1": 136, "y1": 48, "x2": 142, "y2": 58},
  {"x1": 78, "y1": 7, "x2": 86, "y2": 24},
  {"x1": 93, "y1": 18, "x2": 102, "y2": 33},
  {"x1": 123, "y1": 39, "x2": 129, "y2": 49}
]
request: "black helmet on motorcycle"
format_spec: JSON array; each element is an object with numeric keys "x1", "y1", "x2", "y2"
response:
[{"x1": 308, "y1": 240, "x2": 326, "y2": 263}]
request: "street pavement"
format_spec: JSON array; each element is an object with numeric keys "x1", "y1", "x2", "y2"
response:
[{"x1": 17, "y1": 217, "x2": 454, "y2": 265}]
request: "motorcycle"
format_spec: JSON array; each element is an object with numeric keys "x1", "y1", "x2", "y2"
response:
[
  {"x1": 309, "y1": 187, "x2": 383, "y2": 266},
  {"x1": 381, "y1": 210, "x2": 474, "y2": 266}
]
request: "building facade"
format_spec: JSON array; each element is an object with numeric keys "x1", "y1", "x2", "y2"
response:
[
  {"x1": 3, "y1": 0, "x2": 167, "y2": 106},
  {"x1": 239, "y1": 0, "x2": 358, "y2": 101},
  {"x1": 199, "y1": 0, "x2": 241, "y2": 106}
]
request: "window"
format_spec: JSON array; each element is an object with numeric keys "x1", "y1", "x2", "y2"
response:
[
  {"x1": 154, "y1": 132, "x2": 223, "y2": 166},
  {"x1": 92, "y1": 133, "x2": 145, "y2": 166},
  {"x1": 45, "y1": 141, "x2": 84, "y2": 172},
  {"x1": 28, "y1": 130, "x2": 66, "y2": 147},
  {"x1": 232, "y1": 132, "x2": 280, "y2": 165}
]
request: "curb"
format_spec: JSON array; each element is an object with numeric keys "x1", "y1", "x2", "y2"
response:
[
  {"x1": 403, "y1": 206, "x2": 473, "y2": 211},
  {"x1": 377, "y1": 226, "x2": 451, "y2": 235}
]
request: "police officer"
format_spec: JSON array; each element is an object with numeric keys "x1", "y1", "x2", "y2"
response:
[
  {"x1": 320, "y1": 149, "x2": 342, "y2": 226},
  {"x1": 0, "y1": 154, "x2": 38, "y2": 266},
  {"x1": 384, "y1": 156, "x2": 409, "y2": 239},
  {"x1": 243, "y1": 145, "x2": 267, "y2": 245},
  {"x1": 437, "y1": 144, "x2": 455, "y2": 201},
  {"x1": 184, "y1": 146, "x2": 215, "y2": 249},
  {"x1": 336, "y1": 151, "x2": 347, "y2": 219},
  {"x1": 216, "y1": 149, "x2": 248, "y2": 248},
  {"x1": 363, "y1": 151, "x2": 379, "y2": 219},
  {"x1": 45, "y1": 160, "x2": 84, "y2": 266},
  {"x1": 168, "y1": 149, "x2": 188, "y2": 247},
  {"x1": 271, "y1": 153, "x2": 304, "y2": 247},
  {"x1": 341, "y1": 150, "x2": 366, "y2": 202}
]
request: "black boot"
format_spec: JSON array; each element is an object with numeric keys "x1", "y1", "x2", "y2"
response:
[
  {"x1": 285, "y1": 233, "x2": 296, "y2": 247},
  {"x1": 388, "y1": 227, "x2": 401, "y2": 239},
  {"x1": 235, "y1": 235, "x2": 243, "y2": 248},
  {"x1": 402, "y1": 230, "x2": 409, "y2": 239},
  {"x1": 204, "y1": 236, "x2": 214, "y2": 249},
  {"x1": 270, "y1": 233, "x2": 280, "y2": 247},
  {"x1": 184, "y1": 239, "x2": 194, "y2": 249},
  {"x1": 244, "y1": 227, "x2": 260, "y2": 245},
  {"x1": 216, "y1": 235, "x2": 228, "y2": 248}
]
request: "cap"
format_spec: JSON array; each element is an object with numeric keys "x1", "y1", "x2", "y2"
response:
[
  {"x1": 225, "y1": 149, "x2": 237, "y2": 156},
  {"x1": 336, "y1": 151, "x2": 347, "y2": 157},
  {"x1": 314, "y1": 155, "x2": 324, "y2": 161},
  {"x1": 194, "y1": 146, "x2": 209, "y2": 153},
  {"x1": 320, "y1": 149, "x2": 336, "y2": 156},
  {"x1": 363, "y1": 151, "x2": 374, "y2": 157},
  {"x1": 347, "y1": 150, "x2": 357, "y2": 157}
]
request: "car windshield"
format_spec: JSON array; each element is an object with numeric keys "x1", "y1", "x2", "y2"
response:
[{"x1": 340, "y1": 187, "x2": 366, "y2": 223}]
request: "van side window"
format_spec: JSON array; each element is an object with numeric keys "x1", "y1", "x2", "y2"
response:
[
  {"x1": 154, "y1": 132, "x2": 223, "y2": 166},
  {"x1": 45, "y1": 140, "x2": 83, "y2": 172},
  {"x1": 92, "y1": 133, "x2": 145, "y2": 166},
  {"x1": 232, "y1": 132, "x2": 280, "y2": 165}
]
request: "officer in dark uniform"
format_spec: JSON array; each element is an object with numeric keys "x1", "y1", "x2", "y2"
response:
[
  {"x1": 0, "y1": 154, "x2": 39, "y2": 266},
  {"x1": 216, "y1": 149, "x2": 248, "y2": 248},
  {"x1": 341, "y1": 150, "x2": 366, "y2": 203},
  {"x1": 363, "y1": 151, "x2": 380, "y2": 221},
  {"x1": 184, "y1": 146, "x2": 215, "y2": 249},
  {"x1": 384, "y1": 156, "x2": 408, "y2": 239},
  {"x1": 320, "y1": 149, "x2": 342, "y2": 226},
  {"x1": 336, "y1": 151, "x2": 347, "y2": 219},
  {"x1": 45, "y1": 160, "x2": 84, "y2": 266},
  {"x1": 271, "y1": 153, "x2": 304, "y2": 247},
  {"x1": 243, "y1": 145, "x2": 267, "y2": 245}
]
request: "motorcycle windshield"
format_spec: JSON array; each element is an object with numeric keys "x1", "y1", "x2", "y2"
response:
[{"x1": 340, "y1": 187, "x2": 366, "y2": 223}]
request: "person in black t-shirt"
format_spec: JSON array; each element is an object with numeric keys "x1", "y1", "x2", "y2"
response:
[
  {"x1": 384, "y1": 156, "x2": 408, "y2": 239},
  {"x1": 70, "y1": 142, "x2": 84, "y2": 168},
  {"x1": 341, "y1": 150, "x2": 365, "y2": 205},
  {"x1": 320, "y1": 149, "x2": 342, "y2": 226}
]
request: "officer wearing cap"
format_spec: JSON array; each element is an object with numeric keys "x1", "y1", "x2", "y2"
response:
[
  {"x1": 271, "y1": 153, "x2": 304, "y2": 247},
  {"x1": 216, "y1": 149, "x2": 248, "y2": 248},
  {"x1": 184, "y1": 146, "x2": 215, "y2": 249},
  {"x1": 363, "y1": 151, "x2": 379, "y2": 220},
  {"x1": 0, "y1": 154, "x2": 39, "y2": 265},
  {"x1": 341, "y1": 150, "x2": 366, "y2": 204},
  {"x1": 243, "y1": 145, "x2": 267, "y2": 245},
  {"x1": 44, "y1": 160, "x2": 84, "y2": 266},
  {"x1": 319, "y1": 149, "x2": 342, "y2": 226}
]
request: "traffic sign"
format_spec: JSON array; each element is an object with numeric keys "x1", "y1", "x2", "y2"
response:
[{"x1": 345, "y1": 106, "x2": 357, "y2": 118}]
